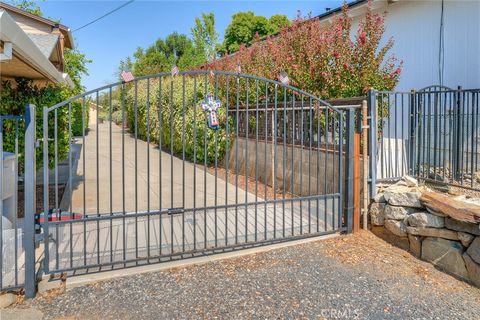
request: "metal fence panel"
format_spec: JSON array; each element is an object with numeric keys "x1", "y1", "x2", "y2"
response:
[{"x1": 39, "y1": 71, "x2": 351, "y2": 275}]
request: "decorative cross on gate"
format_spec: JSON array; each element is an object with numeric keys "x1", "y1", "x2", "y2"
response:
[{"x1": 200, "y1": 93, "x2": 221, "y2": 130}]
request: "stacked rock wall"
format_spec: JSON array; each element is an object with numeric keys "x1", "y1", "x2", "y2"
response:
[{"x1": 369, "y1": 177, "x2": 480, "y2": 287}]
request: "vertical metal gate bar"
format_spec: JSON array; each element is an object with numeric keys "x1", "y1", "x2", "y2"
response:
[
  {"x1": 121, "y1": 83, "x2": 126, "y2": 264},
  {"x1": 323, "y1": 106, "x2": 327, "y2": 231},
  {"x1": 109, "y1": 86, "x2": 114, "y2": 263},
  {"x1": 307, "y1": 97, "x2": 312, "y2": 234},
  {"x1": 14, "y1": 119, "x2": 19, "y2": 286},
  {"x1": 224, "y1": 76, "x2": 229, "y2": 246},
  {"x1": 367, "y1": 89, "x2": 377, "y2": 199},
  {"x1": 254, "y1": 79, "x2": 259, "y2": 242},
  {"x1": 193, "y1": 75, "x2": 197, "y2": 250},
  {"x1": 24, "y1": 104, "x2": 37, "y2": 298},
  {"x1": 68, "y1": 103, "x2": 73, "y2": 268},
  {"x1": 273, "y1": 85, "x2": 278, "y2": 238},
  {"x1": 214, "y1": 74, "x2": 218, "y2": 247},
  {"x1": 299, "y1": 94, "x2": 304, "y2": 235},
  {"x1": 96, "y1": 91, "x2": 101, "y2": 265},
  {"x1": 235, "y1": 75, "x2": 239, "y2": 244},
  {"x1": 159, "y1": 77, "x2": 163, "y2": 255},
  {"x1": 203, "y1": 73, "x2": 208, "y2": 249},
  {"x1": 245, "y1": 78, "x2": 249, "y2": 242},
  {"x1": 134, "y1": 81, "x2": 138, "y2": 262},
  {"x1": 182, "y1": 74, "x2": 187, "y2": 251},
  {"x1": 264, "y1": 84, "x2": 268, "y2": 240},
  {"x1": 394, "y1": 93, "x2": 398, "y2": 178},
  {"x1": 283, "y1": 87, "x2": 287, "y2": 238},
  {"x1": 289, "y1": 92, "x2": 294, "y2": 236},
  {"x1": 1, "y1": 118, "x2": 4, "y2": 289},
  {"x1": 54, "y1": 109, "x2": 59, "y2": 270},
  {"x1": 146, "y1": 79, "x2": 151, "y2": 259},
  {"x1": 43, "y1": 107, "x2": 50, "y2": 274},
  {"x1": 171, "y1": 76, "x2": 175, "y2": 253},
  {"x1": 82, "y1": 97, "x2": 87, "y2": 266}
]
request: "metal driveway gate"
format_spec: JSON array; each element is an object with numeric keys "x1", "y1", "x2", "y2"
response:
[{"x1": 2, "y1": 71, "x2": 355, "y2": 297}]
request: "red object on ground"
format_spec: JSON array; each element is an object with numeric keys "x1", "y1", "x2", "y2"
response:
[{"x1": 37, "y1": 212, "x2": 82, "y2": 223}]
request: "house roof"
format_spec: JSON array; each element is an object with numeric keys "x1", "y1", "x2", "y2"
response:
[
  {"x1": 0, "y1": 9, "x2": 73, "y2": 86},
  {"x1": 27, "y1": 33, "x2": 59, "y2": 59},
  {"x1": 0, "y1": 1, "x2": 74, "y2": 49},
  {"x1": 313, "y1": 0, "x2": 368, "y2": 20}
]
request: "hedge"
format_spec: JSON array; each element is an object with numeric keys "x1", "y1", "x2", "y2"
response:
[
  {"x1": 125, "y1": 76, "x2": 230, "y2": 164},
  {"x1": 0, "y1": 78, "x2": 88, "y2": 170}
]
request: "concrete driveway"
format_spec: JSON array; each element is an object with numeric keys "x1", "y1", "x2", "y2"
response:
[{"x1": 48, "y1": 109, "x2": 336, "y2": 271}]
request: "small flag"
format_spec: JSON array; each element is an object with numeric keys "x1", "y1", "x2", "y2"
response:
[
  {"x1": 278, "y1": 71, "x2": 290, "y2": 85},
  {"x1": 236, "y1": 61, "x2": 241, "y2": 73},
  {"x1": 171, "y1": 65, "x2": 179, "y2": 77},
  {"x1": 121, "y1": 70, "x2": 134, "y2": 83}
]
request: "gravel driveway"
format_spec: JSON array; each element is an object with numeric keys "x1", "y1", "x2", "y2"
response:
[{"x1": 7, "y1": 231, "x2": 480, "y2": 319}]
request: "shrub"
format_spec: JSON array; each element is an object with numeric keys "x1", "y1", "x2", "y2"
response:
[
  {"x1": 206, "y1": 3, "x2": 402, "y2": 100},
  {"x1": 0, "y1": 78, "x2": 88, "y2": 170},
  {"x1": 125, "y1": 76, "x2": 230, "y2": 164}
]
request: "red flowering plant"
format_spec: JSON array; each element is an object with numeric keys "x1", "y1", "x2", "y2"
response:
[
  {"x1": 206, "y1": 3, "x2": 402, "y2": 101},
  {"x1": 205, "y1": 2, "x2": 402, "y2": 139}
]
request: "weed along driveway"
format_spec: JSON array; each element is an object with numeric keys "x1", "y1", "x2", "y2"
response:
[{"x1": 6, "y1": 232, "x2": 480, "y2": 319}]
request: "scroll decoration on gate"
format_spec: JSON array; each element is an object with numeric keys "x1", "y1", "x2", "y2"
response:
[{"x1": 199, "y1": 93, "x2": 221, "y2": 130}]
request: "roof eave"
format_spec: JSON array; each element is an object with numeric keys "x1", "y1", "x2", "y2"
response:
[{"x1": 0, "y1": 9, "x2": 73, "y2": 87}]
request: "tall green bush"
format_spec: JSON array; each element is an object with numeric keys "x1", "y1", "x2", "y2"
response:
[
  {"x1": 0, "y1": 78, "x2": 88, "y2": 170},
  {"x1": 125, "y1": 76, "x2": 230, "y2": 164}
]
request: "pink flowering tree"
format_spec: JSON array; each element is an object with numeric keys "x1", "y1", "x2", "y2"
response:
[{"x1": 206, "y1": 3, "x2": 402, "y2": 100}]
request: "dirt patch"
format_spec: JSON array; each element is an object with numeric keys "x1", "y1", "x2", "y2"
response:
[
  {"x1": 323, "y1": 230, "x2": 479, "y2": 297},
  {"x1": 205, "y1": 166, "x2": 291, "y2": 201},
  {"x1": 17, "y1": 185, "x2": 65, "y2": 218}
]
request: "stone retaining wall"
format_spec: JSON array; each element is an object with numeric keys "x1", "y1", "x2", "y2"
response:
[{"x1": 369, "y1": 177, "x2": 480, "y2": 287}]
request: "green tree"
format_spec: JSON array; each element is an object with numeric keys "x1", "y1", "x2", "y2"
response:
[
  {"x1": 10, "y1": 0, "x2": 43, "y2": 16},
  {"x1": 191, "y1": 12, "x2": 218, "y2": 62},
  {"x1": 129, "y1": 33, "x2": 197, "y2": 76},
  {"x1": 268, "y1": 14, "x2": 291, "y2": 34},
  {"x1": 64, "y1": 48, "x2": 91, "y2": 93},
  {"x1": 223, "y1": 11, "x2": 290, "y2": 54}
]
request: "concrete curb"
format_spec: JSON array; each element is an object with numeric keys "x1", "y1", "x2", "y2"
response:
[{"x1": 64, "y1": 233, "x2": 339, "y2": 290}]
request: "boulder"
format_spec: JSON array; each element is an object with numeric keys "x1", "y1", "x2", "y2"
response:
[
  {"x1": 384, "y1": 189, "x2": 423, "y2": 208},
  {"x1": 421, "y1": 237, "x2": 468, "y2": 280},
  {"x1": 407, "y1": 212, "x2": 445, "y2": 228},
  {"x1": 370, "y1": 226, "x2": 410, "y2": 251},
  {"x1": 466, "y1": 237, "x2": 480, "y2": 264},
  {"x1": 0, "y1": 293, "x2": 16, "y2": 308},
  {"x1": 401, "y1": 175, "x2": 418, "y2": 187},
  {"x1": 458, "y1": 232, "x2": 475, "y2": 247},
  {"x1": 454, "y1": 195, "x2": 480, "y2": 207},
  {"x1": 384, "y1": 205, "x2": 415, "y2": 220},
  {"x1": 370, "y1": 203, "x2": 386, "y2": 226},
  {"x1": 463, "y1": 253, "x2": 480, "y2": 287},
  {"x1": 373, "y1": 192, "x2": 386, "y2": 203},
  {"x1": 476, "y1": 171, "x2": 480, "y2": 184},
  {"x1": 426, "y1": 207, "x2": 447, "y2": 217},
  {"x1": 408, "y1": 234, "x2": 422, "y2": 258},
  {"x1": 385, "y1": 219, "x2": 407, "y2": 237},
  {"x1": 445, "y1": 218, "x2": 480, "y2": 236},
  {"x1": 406, "y1": 226, "x2": 459, "y2": 241}
]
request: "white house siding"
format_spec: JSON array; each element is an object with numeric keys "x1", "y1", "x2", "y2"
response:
[{"x1": 348, "y1": 0, "x2": 480, "y2": 179}]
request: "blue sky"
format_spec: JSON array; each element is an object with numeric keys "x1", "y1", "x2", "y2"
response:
[{"x1": 36, "y1": 1, "x2": 343, "y2": 90}]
